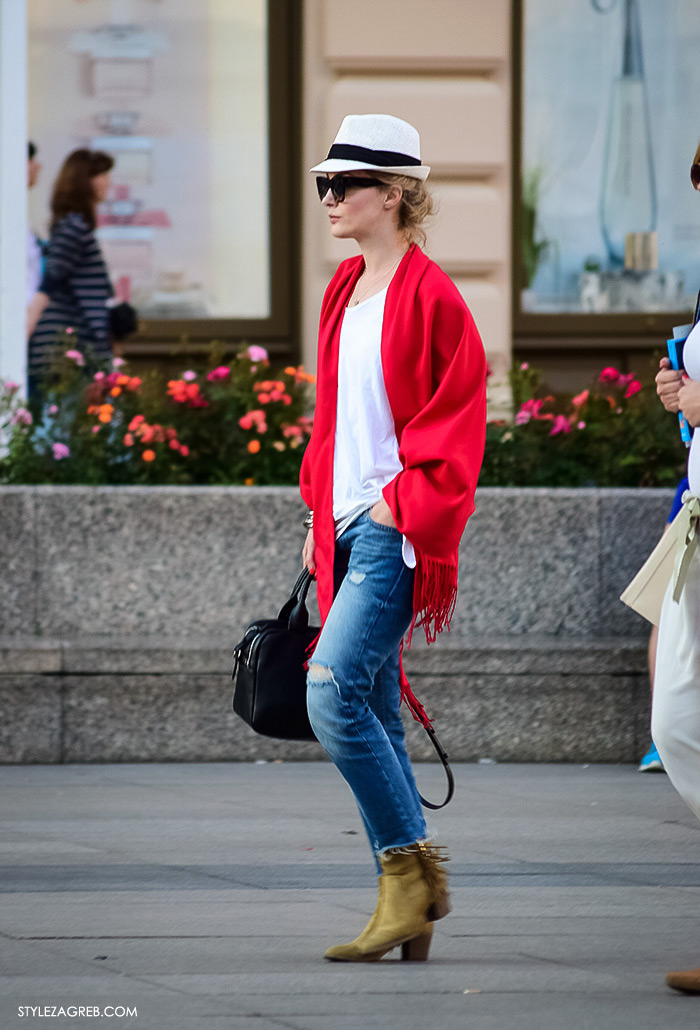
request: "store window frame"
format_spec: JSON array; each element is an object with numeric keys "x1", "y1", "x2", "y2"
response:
[
  {"x1": 121, "y1": 0, "x2": 301, "y2": 362},
  {"x1": 511, "y1": 0, "x2": 692, "y2": 355}
]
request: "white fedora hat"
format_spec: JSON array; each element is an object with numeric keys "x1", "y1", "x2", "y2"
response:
[{"x1": 310, "y1": 113, "x2": 430, "y2": 181}]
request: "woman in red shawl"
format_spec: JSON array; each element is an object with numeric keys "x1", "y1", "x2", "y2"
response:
[{"x1": 301, "y1": 114, "x2": 487, "y2": 962}]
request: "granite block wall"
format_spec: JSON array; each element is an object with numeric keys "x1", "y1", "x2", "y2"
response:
[
  {"x1": 0, "y1": 486, "x2": 671, "y2": 763},
  {"x1": 0, "y1": 486, "x2": 673, "y2": 641}
]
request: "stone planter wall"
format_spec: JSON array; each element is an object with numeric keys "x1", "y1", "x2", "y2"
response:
[{"x1": 0, "y1": 486, "x2": 673, "y2": 763}]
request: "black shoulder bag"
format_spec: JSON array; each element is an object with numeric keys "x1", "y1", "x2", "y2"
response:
[{"x1": 231, "y1": 569, "x2": 454, "y2": 809}]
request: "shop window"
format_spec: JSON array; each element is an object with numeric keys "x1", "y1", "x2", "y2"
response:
[
  {"x1": 516, "y1": 0, "x2": 700, "y2": 343},
  {"x1": 28, "y1": 0, "x2": 298, "y2": 353}
]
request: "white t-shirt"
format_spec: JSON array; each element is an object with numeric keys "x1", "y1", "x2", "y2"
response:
[
  {"x1": 683, "y1": 321, "x2": 700, "y2": 494},
  {"x1": 332, "y1": 286, "x2": 416, "y2": 568}
]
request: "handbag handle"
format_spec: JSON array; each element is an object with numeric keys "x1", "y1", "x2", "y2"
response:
[
  {"x1": 417, "y1": 723, "x2": 455, "y2": 810},
  {"x1": 278, "y1": 567, "x2": 314, "y2": 632}
]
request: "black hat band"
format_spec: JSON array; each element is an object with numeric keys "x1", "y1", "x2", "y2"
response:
[{"x1": 326, "y1": 143, "x2": 421, "y2": 167}]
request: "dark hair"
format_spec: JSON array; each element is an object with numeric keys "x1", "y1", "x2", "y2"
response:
[
  {"x1": 28, "y1": 141, "x2": 37, "y2": 160},
  {"x1": 50, "y1": 148, "x2": 114, "y2": 230}
]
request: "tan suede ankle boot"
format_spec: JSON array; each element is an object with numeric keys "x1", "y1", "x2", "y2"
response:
[{"x1": 324, "y1": 842, "x2": 450, "y2": 963}]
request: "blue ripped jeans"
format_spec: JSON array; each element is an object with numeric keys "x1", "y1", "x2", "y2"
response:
[{"x1": 306, "y1": 511, "x2": 427, "y2": 863}]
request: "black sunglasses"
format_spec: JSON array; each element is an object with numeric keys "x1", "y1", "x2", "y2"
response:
[
  {"x1": 316, "y1": 174, "x2": 383, "y2": 203},
  {"x1": 692, "y1": 163, "x2": 700, "y2": 189}
]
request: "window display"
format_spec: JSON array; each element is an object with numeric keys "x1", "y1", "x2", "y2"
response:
[
  {"x1": 28, "y1": 0, "x2": 270, "y2": 320},
  {"x1": 522, "y1": 0, "x2": 700, "y2": 315}
]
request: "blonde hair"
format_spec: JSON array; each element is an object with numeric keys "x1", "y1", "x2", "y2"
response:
[{"x1": 373, "y1": 173, "x2": 434, "y2": 247}]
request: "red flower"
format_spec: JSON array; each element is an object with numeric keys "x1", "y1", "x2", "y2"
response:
[
  {"x1": 625, "y1": 379, "x2": 642, "y2": 398},
  {"x1": 599, "y1": 367, "x2": 620, "y2": 383}
]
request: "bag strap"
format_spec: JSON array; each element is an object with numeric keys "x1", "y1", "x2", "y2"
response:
[
  {"x1": 399, "y1": 642, "x2": 454, "y2": 810},
  {"x1": 278, "y1": 568, "x2": 314, "y2": 630},
  {"x1": 416, "y1": 722, "x2": 455, "y2": 810}
]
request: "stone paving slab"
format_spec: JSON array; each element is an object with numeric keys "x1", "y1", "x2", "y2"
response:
[{"x1": 2, "y1": 763, "x2": 700, "y2": 1030}]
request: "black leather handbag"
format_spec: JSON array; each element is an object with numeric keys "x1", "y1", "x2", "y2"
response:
[
  {"x1": 231, "y1": 568, "x2": 454, "y2": 807},
  {"x1": 109, "y1": 301, "x2": 138, "y2": 341},
  {"x1": 232, "y1": 568, "x2": 318, "y2": 741}
]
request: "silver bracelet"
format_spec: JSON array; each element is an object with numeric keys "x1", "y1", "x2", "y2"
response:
[{"x1": 303, "y1": 509, "x2": 314, "y2": 529}]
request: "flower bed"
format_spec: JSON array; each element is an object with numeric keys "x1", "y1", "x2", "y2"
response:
[
  {"x1": 479, "y1": 361, "x2": 685, "y2": 487},
  {"x1": 0, "y1": 347, "x2": 685, "y2": 487},
  {"x1": 0, "y1": 343, "x2": 314, "y2": 485}
]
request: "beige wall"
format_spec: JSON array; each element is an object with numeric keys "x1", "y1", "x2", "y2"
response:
[{"x1": 301, "y1": 0, "x2": 512, "y2": 411}]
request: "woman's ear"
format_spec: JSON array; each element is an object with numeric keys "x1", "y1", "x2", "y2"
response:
[{"x1": 383, "y1": 185, "x2": 403, "y2": 210}]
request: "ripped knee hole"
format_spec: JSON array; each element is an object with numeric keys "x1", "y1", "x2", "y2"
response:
[{"x1": 308, "y1": 662, "x2": 332, "y2": 683}]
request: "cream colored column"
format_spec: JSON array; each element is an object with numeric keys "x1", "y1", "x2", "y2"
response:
[
  {"x1": 301, "y1": 0, "x2": 512, "y2": 415},
  {"x1": 0, "y1": 0, "x2": 28, "y2": 388}
]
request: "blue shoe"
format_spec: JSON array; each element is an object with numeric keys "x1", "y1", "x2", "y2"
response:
[{"x1": 638, "y1": 742, "x2": 665, "y2": 773}]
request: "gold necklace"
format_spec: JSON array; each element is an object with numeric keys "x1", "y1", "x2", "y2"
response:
[{"x1": 349, "y1": 253, "x2": 405, "y2": 307}]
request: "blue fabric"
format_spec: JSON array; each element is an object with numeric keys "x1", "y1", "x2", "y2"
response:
[
  {"x1": 668, "y1": 477, "x2": 690, "y2": 523},
  {"x1": 306, "y1": 511, "x2": 426, "y2": 861}
]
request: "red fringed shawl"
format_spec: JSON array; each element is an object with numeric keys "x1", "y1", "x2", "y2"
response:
[{"x1": 300, "y1": 243, "x2": 487, "y2": 646}]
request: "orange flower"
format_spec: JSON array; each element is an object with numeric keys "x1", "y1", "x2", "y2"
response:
[
  {"x1": 142, "y1": 449, "x2": 156, "y2": 462},
  {"x1": 244, "y1": 477, "x2": 255, "y2": 485},
  {"x1": 126, "y1": 377, "x2": 142, "y2": 391},
  {"x1": 98, "y1": 410, "x2": 112, "y2": 423},
  {"x1": 247, "y1": 439, "x2": 261, "y2": 454},
  {"x1": 110, "y1": 386, "x2": 122, "y2": 397},
  {"x1": 258, "y1": 393, "x2": 270, "y2": 404},
  {"x1": 116, "y1": 374, "x2": 130, "y2": 386}
]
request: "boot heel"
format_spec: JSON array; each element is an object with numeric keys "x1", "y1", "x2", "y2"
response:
[
  {"x1": 402, "y1": 932, "x2": 432, "y2": 961},
  {"x1": 427, "y1": 895, "x2": 450, "y2": 921}
]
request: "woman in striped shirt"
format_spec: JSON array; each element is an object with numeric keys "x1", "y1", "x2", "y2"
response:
[{"x1": 27, "y1": 149, "x2": 115, "y2": 391}]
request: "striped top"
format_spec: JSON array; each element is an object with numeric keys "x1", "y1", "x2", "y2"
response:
[{"x1": 28, "y1": 212, "x2": 113, "y2": 374}]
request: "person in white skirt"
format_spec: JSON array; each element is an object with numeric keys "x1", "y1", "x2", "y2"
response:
[{"x1": 654, "y1": 139, "x2": 700, "y2": 993}]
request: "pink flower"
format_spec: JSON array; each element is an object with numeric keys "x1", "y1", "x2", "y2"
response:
[
  {"x1": 92, "y1": 425, "x2": 101, "y2": 434},
  {"x1": 93, "y1": 371, "x2": 105, "y2": 382},
  {"x1": 577, "y1": 421, "x2": 586, "y2": 430},
  {"x1": 182, "y1": 370, "x2": 197, "y2": 382},
  {"x1": 52, "y1": 442, "x2": 70, "y2": 460},
  {"x1": 4, "y1": 380, "x2": 19, "y2": 393},
  {"x1": 515, "y1": 410, "x2": 531, "y2": 426},
  {"x1": 48, "y1": 404, "x2": 59, "y2": 416},
  {"x1": 65, "y1": 349, "x2": 84, "y2": 366},
  {"x1": 206, "y1": 366, "x2": 231, "y2": 382},
  {"x1": 599, "y1": 367, "x2": 620, "y2": 383},
  {"x1": 625, "y1": 379, "x2": 642, "y2": 398},
  {"x1": 112, "y1": 357, "x2": 126, "y2": 369},
  {"x1": 11, "y1": 407, "x2": 33, "y2": 427},
  {"x1": 247, "y1": 345, "x2": 268, "y2": 363},
  {"x1": 520, "y1": 362, "x2": 529, "y2": 371},
  {"x1": 572, "y1": 390, "x2": 589, "y2": 409},
  {"x1": 65, "y1": 326, "x2": 74, "y2": 335},
  {"x1": 549, "y1": 414, "x2": 572, "y2": 436},
  {"x1": 179, "y1": 444, "x2": 190, "y2": 457}
]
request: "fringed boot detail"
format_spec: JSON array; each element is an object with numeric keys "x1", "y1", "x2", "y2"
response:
[{"x1": 324, "y1": 842, "x2": 450, "y2": 963}]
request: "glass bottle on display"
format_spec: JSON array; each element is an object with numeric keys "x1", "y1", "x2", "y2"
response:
[{"x1": 599, "y1": 0, "x2": 656, "y2": 265}]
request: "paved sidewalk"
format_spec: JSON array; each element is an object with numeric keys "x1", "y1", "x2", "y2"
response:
[{"x1": 2, "y1": 762, "x2": 700, "y2": 1030}]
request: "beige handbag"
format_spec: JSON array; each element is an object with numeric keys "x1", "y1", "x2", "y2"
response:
[{"x1": 620, "y1": 495, "x2": 700, "y2": 625}]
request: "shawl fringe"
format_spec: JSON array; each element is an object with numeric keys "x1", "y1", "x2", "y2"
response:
[
  {"x1": 399, "y1": 641, "x2": 433, "y2": 729},
  {"x1": 407, "y1": 551, "x2": 459, "y2": 647}
]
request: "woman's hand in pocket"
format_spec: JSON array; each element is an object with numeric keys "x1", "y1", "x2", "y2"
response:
[{"x1": 369, "y1": 498, "x2": 397, "y2": 528}]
